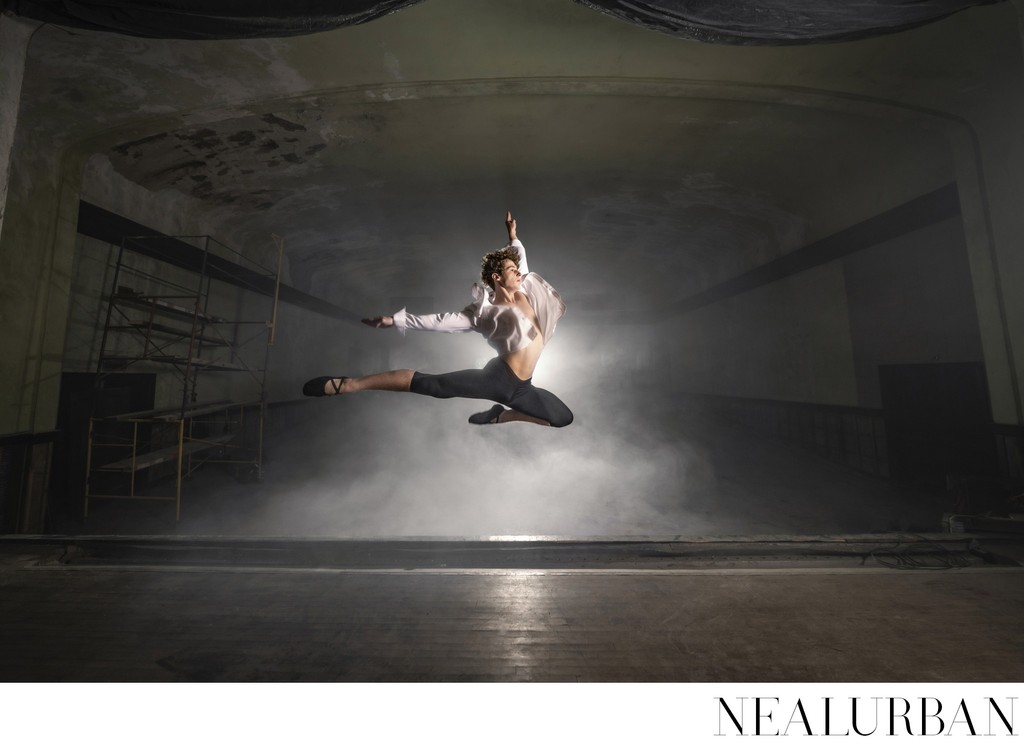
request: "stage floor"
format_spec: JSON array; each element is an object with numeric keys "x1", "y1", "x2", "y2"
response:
[{"x1": 2, "y1": 534, "x2": 1022, "y2": 681}]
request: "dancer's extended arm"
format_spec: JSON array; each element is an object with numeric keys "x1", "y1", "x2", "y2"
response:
[
  {"x1": 361, "y1": 212, "x2": 522, "y2": 335},
  {"x1": 362, "y1": 308, "x2": 473, "y2": 335}
]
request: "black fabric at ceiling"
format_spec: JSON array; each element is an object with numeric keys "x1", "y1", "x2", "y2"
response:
[
  {"x1": 1, "y1": 0, "x2": 1004, "y2": 42},
  {"x1": 573, "y1": 0, "x2": 1004, "y2": 45},
  {"x1": 0, "y1": 0, "x2": 425, "y2": 39}
]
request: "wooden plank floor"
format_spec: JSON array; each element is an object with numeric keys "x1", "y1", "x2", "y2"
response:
[{"x1": 2, "y1": 560, "x2": 1021, "y2": 682}]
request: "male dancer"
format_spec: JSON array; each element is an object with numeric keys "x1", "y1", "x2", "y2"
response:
[{"x1": 302, "y1": 212, "x2": 572, "y2": 427}]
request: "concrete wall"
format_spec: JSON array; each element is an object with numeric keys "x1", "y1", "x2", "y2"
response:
[
  {"x1": 671, "y1": 262, "x2": 858, "y2": 406},
  {"x1": 670, "y1": 211, "x2": 985, "y2": 413},
  {"x1": 0, "y1": 16, "x2": 37, "y2": 243},
  {"x1": 843, "y1": 216, "x2": 984, "y2": 409},
  {"x1": 0, "y1": 143, "x2": 83, "y2": 437},
  {"x1": 946, "y1": 112, "x2": 1024, "y2": 427},
  {"x1": 0, "y1": 14, "x2": 46, "y2": 437}
]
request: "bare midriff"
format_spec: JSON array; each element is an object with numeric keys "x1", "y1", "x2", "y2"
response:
[
  {"x1": 503, "y1": 331, "x2": 545, "y2": 380},
  {"x1": 500, "y1": 292, "x2": 545, "y2": 380}
]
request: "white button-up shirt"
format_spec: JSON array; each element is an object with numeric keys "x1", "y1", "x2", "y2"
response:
[{"x1": 392, "y1": 238, "x2": 566, "y2": 356}]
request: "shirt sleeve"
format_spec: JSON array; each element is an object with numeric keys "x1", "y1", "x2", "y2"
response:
[
  {"x1": 511, "y1": 238, "x2": 529, "y2": 275},
  {"x1": 392, "y1": 307, "x2": 474, "y2": 336}
]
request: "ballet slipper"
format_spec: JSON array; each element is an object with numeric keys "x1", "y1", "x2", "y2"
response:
[
  {"x1": 468, "y1": 404, "x2": 505, "y2": 425},
  {"x1": 302, "y1": 376, "x2": 347, "y2": 397}
]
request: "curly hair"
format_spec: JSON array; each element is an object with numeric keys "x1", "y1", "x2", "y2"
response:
[{"x1": 480, "y1": 246, "x2": 521, "y2": 289}]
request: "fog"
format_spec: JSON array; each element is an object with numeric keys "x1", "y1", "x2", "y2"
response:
[
  {"x1": 103, "y1": 173, "x2": 952, "y2": 539},
  {"x1": 64, "y1": 102, "x2": 965, "y2": 538},
  {"x1": 65, "y1": 179, "x2": 964, "y2": 538},
  {"x1": 158, "y1": 309, "x2": 945, "y2": 538}
]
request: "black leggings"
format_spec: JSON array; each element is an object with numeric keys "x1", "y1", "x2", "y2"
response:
[{"x1": 410, "y1": 357, "x2": 574, "y2": 427}]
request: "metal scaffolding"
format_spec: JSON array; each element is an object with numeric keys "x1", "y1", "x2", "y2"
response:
[{"x1": 84, "y1": 234, "x2": 282, "y2": 520}]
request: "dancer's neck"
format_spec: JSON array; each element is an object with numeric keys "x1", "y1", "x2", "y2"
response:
[{"x1": 492, "y1": 286, "x2": 517, "y2": 306}]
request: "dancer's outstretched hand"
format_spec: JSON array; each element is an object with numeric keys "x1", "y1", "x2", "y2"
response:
[
  {"x1": 362, "y1": 315, "x2": 394, "y2": 328},
  {"x1": 505, "y1": 211, "x2": 517, "y2": 242}
]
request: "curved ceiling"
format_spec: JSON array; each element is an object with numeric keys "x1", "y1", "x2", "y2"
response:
[
  {"x1": 9, "y1": 0, "x2": 1020, "y2": 316},
  {"x1": 100, "y1": 88, "x2": 954, "y2": 313}
]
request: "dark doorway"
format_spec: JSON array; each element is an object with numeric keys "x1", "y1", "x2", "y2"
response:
[
  {"x1": 50, "y1": 372, "x2": 156, "y2": 529},
  {"x1": 880, "y1": 362, "x2": 996, "y2": 486}
]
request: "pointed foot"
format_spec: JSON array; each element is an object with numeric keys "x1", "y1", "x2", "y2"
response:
[
  {"x1": 302, "y1": 376, "x2": 346, "y2": 397},
  {"x1": 468, "y1": 404, "x2": 505, "y2": 425}
]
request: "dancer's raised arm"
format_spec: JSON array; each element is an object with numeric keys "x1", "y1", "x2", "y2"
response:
[{"x1": 505, "y1": 210, "x2": 529, "y2": 275}]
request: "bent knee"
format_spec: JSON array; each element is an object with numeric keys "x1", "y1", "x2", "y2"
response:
[{"x1": 550, "y1": 409, "x2": 574, "y2": 428}]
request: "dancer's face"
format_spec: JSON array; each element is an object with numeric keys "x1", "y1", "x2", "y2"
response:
[{"x1": 494, "y1": 260, "x2": 522, "y2": 290}]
